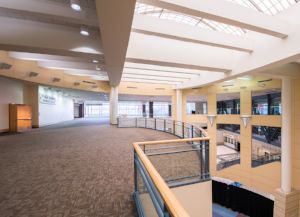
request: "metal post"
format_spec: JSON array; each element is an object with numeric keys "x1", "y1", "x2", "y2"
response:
[
  {"x1": 206, "y1": 140, "x2": 210, "y2": 179},
  {"x1": 164, "y1": 119, "x2": 166, "y2": 132},
  {"x1": 145, "y1": 118, "x2": 147, "y2": 128},
  {"x1": 135, "y1": 117, "x2": 137, "y2": 127},
  {"x1": 173, "y1": 120, "x2": 175, "y2": 135},
  {"x1": 155, "y1": 118, "x2": 157, "y2": 130},
  {"x1": 182, "y1": 122, "x2": 185, "y2": 138},
  {"x1": 191, "y1": 125, "x2": 194, "y2": 138},
  {"x1": 134, "y1": 152, "x2": 138, "y2": 192},
  {"x1": 200, "y1": 140, "x2": 204, "y2": 179}
]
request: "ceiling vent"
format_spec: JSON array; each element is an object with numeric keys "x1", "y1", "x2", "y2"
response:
[
  {"x1": 192, "y1": 87, "x2": 202, "y2": 90},
  {"x1": 222, "y1": 84, "x2": 234, "y2": 87},
  {"x1": 74, "y1": 82, "x2": 80, "y2": 86},
  {"x1": 82, "y1": 80, "x2": 96, "y2": 85},
  {"x1": 258, "y1": 79, "x2": 272, "y2": 83},
  {"x1": 155, "y1": 88, "x2": 165, "y2": 90},
  {"x1": 127, "y1": 86, "x2": 137, "y2": 89},
  {"x1": 0, "y1": 62, "x2": 12, "y2": 70},
  {"x1": 91, "y1": 85, "x2": 98, "y2": 89},
  {"x1": 28, "y1": 71, "x2": 39, "y2": 77},
  {"x1": 240, "y1": 86, "x2": 247, "y2": 90},
  {"x1": 51, "y1": 77, "x2": 61, "y2": 83}
]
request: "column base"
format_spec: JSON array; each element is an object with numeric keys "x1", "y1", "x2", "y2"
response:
[{"x1": 274, "y1": 189, "x2": 299, "y2": 217}]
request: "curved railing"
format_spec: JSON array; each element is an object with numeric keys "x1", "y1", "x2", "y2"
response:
[
  {"x1": 118, "y1": 117, "x2": 210, "y2": 217},
  {"x1": 117, "y1": 117, "x2": 208, "y2": 138}
]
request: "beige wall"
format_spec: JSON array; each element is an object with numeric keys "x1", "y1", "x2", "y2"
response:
[
  {"x1": 292, "y1": 79, "x2": 300, "y2": 217},
  {"x1": 181, "y1": 77, "x2": 283, "y2": 196}
]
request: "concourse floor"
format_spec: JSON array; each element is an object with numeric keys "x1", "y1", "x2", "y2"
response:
[{"x1": 0, "y1": 118, "x2": 178, "y2": 217}]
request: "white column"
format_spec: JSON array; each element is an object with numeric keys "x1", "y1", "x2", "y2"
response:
[
  {"x1": 109, "y1": 86, "x2": 118, "y2": 125},
  {"x1": 176, "y1": 89, "x2": 182, "y2": 121},
  {"x1": 281, "y1": 77, "x2": 292, "y2": 193}
]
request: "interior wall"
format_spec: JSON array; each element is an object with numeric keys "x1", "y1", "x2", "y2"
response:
[
  {"x1": 181, "y1": 77, "x2": 282, "y2": 196},
  {"x1": 292, "y1": 79, "x2": 300, "y2": 217},
  {"x1": 38, "y1": 86, "x2": 74, "y2": 126},
  {"x1": 0, "y1": 76, "x2": 24, "y2": 132}
]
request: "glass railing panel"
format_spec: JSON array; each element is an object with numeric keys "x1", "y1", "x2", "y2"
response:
[
  {"x1": 146, "y1": 118, "x2": 155, "y2": 129},
  {"x1": 155, "y1": 119, "x2": 165, "y2": 131},
  {"x1": 118, "y1": 117, "x2": 136, "y2": 127},
  {"x1": 136, "y1": 118, "x2": 146, "y2": 128}
]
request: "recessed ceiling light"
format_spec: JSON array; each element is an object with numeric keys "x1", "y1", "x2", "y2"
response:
[
  {"x1": 96, "y1": 66, "x2": 101, "y2": 71},
  {"x1": 80, "y1": 27, "x2": 89, "y2": 36},
  {"x1": 92, "y1": 60, "x2": 98, "y2": 63},
  {"x1": 70, "y1": 0, "x2": 81, "y2": 11}
]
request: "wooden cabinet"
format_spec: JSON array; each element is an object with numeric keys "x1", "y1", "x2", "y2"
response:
[{"x1": 9, "y1": 104, "x2": 32, "y2": 133}]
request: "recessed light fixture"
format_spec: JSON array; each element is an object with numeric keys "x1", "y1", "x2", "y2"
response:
[
  {"x1": 96, "y1": 66, "x2": 101, "y2": 71},
  {"x1": 238, "y1": 76, "x2": 252, "y2": 80},
  {"x1": 80, "y1": 26, "x2": 89, "y2": 36},
  {"x1": 92, "y1": 60, "x2": 98, "y2": 63},
  {"x1": 70, "y1": 0, "x2": 81, "y2": 11}
]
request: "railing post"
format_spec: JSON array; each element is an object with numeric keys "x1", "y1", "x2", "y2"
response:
[
  {"x1": 155, "y1": 118, "x2": 157, "y2": 130},
  {"x1": 173, "y1": 120, "x2": 175, "y2": 135},
  {"x1": 191, "y1": 125, "x2": 194, "y2": 138},
  {"x1": 164, "y1": 119, "x2": 166, "y2": 132},
  {"x1": 135, "y1": 117, "x2": 137, "y2": 127},
  {"x1": 145, "y1": 118, "x2": 147, "y2": 128},
  {"x1": 182, "y1": 122, "x2": 185, "y2": 138},
  {"x1": 134, "y1": 151, "x2": 138, "y2": 192}
]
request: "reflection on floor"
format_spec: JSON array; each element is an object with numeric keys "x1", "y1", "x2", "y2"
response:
[{"x1": 213, "y1": 204, "x2": 248, "y2": 217}]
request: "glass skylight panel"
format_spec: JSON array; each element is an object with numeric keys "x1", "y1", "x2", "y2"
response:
[
  {"x1": 135, "y1": 2, "x2": 246, "y2": 36},
  {"x1": 227, "y1": 0, "x2": 297, "y2": 15}
]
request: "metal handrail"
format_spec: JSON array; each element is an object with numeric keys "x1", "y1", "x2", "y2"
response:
[
  {"x1": 133, "y1": 137, "x2": 210, "y2": 217},
  {"x1": 117, "y1": 117, "x2": 208, "y2": 138}
]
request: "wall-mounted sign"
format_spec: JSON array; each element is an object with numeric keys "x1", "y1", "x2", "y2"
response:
[{"x1": 39, "y1": 94, "x2": 56, "y2": 105}]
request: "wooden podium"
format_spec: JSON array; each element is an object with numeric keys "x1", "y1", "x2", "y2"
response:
[{"x1": 9, "y1": 104, "x2": 32, "y2": 133}]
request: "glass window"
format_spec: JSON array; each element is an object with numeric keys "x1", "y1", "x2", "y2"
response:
[
  {"x1": 216, "y1": 124, "x2": 241, "y2": 170},
  {"x1": 252, "y1": 89, "x2": 281, "y2": 115},
  {"x1": 217, "y1": 92, "x2": 240, "y2": 115},
  {"x1": 85, "y1": 102, "x2": 109, "y2": 118},
  {"x1": 252, "y1": 125, "x2": 281, "y2": 167},
  {"x1": 118, "y1": 101, "x2": 144, "y2": 117},
  {"x1": 186, "y1": 95, "x2": 208, "y2": 115},
  {"x1": 153, "y1": 102, "x2": 170, "y2": 117}
]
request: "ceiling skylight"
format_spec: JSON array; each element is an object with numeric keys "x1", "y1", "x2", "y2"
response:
[
  {"x1": 227, "y1": 0, "x2": 298, "y2": 15},
  {"x1": 135, "y1": 3, "x2": 246, "y2": 36},
  {"x1": 135, "y1": 0, "x2": 298, "y2": 36}
]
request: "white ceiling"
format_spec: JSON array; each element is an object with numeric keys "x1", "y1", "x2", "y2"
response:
[{"x1": 1, "y1": 0, "x2": 300, "y2": 88}]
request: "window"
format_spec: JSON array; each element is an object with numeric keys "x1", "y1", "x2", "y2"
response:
[
  {"x1": 186, "y1": 95, "x2": 208, "y2": 115},
  {"x1": 217, "y1": 93, "x2": 240, "y2": 115},
  {"x1": 153, "y1": 102, "x2": 170, "y2": 117},
  {"x1": 85, "y1": 102, "x2": 109, "y2": 117},
  {"x1": 216, "y1": 124, "x2": 241, "y2": 170},
  {"x1": 252, "y1": 89, "x2": 281, "y2": 115},
  {"x1": 118, "y1": 101, "x2": 144, "y2": 117},
  {"x1": 252, "y1": 125, "x2": 281, "y2": 167}
]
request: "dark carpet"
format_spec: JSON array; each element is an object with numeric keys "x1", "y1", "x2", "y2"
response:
[{"x1": 0, "y1": 119, "x2": 178, "y2": 217}]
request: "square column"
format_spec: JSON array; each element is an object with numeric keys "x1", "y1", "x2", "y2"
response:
[
  {"x1": 109, "y1": 86, "x2": 118, "y2": 125},
  {"x1": 176, "y1": 89, "x2": 182, "y2": 121}
]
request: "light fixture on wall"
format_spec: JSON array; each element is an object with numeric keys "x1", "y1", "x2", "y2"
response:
[
  {"x1": 74, "y1": 82, "x2": 80, "y2": 86},
  {"x1": 240, "y1": 115, "x2": 251, "y2": 128},
  {"x1": 92, "y1": 60, "x2": 98, "y2": 63},
  {"x1": 70, "y1": 0, "x2": 81, "y2": 11},
  {"x1": 28, "y1": 71, "x2": 39, "y2": 77},
  {"x1": 207, "y1": 114, "x2": 216, "y2": 127},
  {"x1": 80, "y1": 26, "x2": 89, "y2": 36},
  {"x1": 51, "y1": 77, "x2": 61, "y2": 83}
]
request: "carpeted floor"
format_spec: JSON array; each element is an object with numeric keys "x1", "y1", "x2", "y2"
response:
[{"x1": 0, "y1": 118, "x2": 179, "y2": 217}]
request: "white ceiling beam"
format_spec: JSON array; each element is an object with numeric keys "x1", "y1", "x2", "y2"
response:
[
  {"x1": 132, "y1": 14, "x2": 253, "y2": 52},
  {"x1": 123, "y1": 73, "x2": 189, "y2": 81},
  {"x1": 122, "y1": 78, "x2": 178, "y2": 85},
  {"x1": 177, "y1": 3, "x2": 300, "y2": 89},
  {"x1": 123, "y1": 68, "x2": 195, "y2": 78},
  {"x1": 8, "y1": 52, "x2": 104, "y2": 63},
  {"x1": 96, "y1": 0, "x2": 136, "y2": 86},
  {"x1": 139, "y1": 0, "x2": 289, "y2": 38},
  {"x1": 38, "y1": 61, "x2": 101, "y2": 71},
  {"x1": 126, "y1": 32, "x2": 234, "y2": 72}
]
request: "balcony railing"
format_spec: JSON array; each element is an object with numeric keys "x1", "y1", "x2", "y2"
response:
[
  {"x1": 119, "y1": 118, "x2": 210, "y2": 217},
  {"x1": 117, "y1": 117, "x2": 208, "y2": 138}
]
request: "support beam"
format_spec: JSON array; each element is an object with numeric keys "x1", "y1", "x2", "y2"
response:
[
  {"x1": 96, "y1": 0, "x2": 136, "y2": 86},
  {"x1": 132, "y1": 14, "x2": 253, "y2": 52},
  {"x1": 109, "y1": 86, "x2": 119, "y2": 125},
  {"x1": 139, "y1": 0, "x2": 289, "y2": 38},
  {"x1": 176, "y1": 89, "x2": 182, "y2": 121},
  {"x1": 281, "y1": 77, "x2": 292, "y2": 194}
]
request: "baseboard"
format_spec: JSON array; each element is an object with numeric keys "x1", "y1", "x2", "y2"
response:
[{"x1": 0, "y1": 128, "x2": 9, "y2": 133}]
